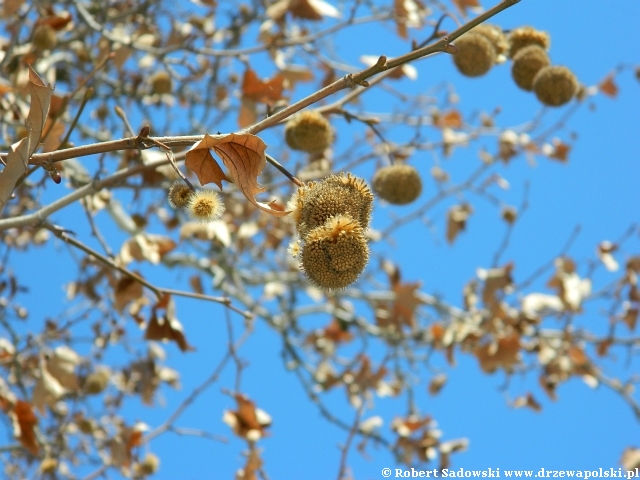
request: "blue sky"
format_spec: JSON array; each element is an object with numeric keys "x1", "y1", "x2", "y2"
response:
[{"x1": 3, "y1": 0, "x2": 640, "y2": 479}]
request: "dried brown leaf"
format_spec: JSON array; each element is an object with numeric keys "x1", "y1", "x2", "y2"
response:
[
  {"x1": 185, "y1": 133, "x2": 289, "y2": 216},
  {"x1": 0, "y1": 68, "x2": 53, "y2": 214},
  {"x1": 452, "y1": 0, "x2": 481, "y2": 16},
  {"x1": 438, "y1": 110, "x2": 463, "y2": 129},
  {"x1": 597, "y1": 241, "x2": 619, "y2": 272},
  {"x1": 13, "y1": 400, "x2": 39, "y2": 456},
  {"x1": 189, "y1": 275, "x2": 204, "y2": 294},
  {"x1": 223, "y1": 393, "x2": 272, "y2": 441},
  {"x1": 621, "y1": 447, "x2": 640, "y2": 471},
  {"x1": 237, "y1": 448, "x2": 263, "y2": 480},
  {"x1": 428, "y1": 374, "x2": 447, "y2": 396},
  {"x1": 512, "y1": 392, "x2": 542, "y2": 412},
  {"x1": 241, "y1": 68, "x2": 286, "y2": 104},
  {"x1": 391, "y1": 281, "x2": 423, "y2": 330},
  {"x1": 599, "y1": 75, "x2": 618, "y2": 98},
  {"x1": 446, "y1": 203, "x2": 473, "y2": 245},
  {"x1": 184, "y1": 147, "x2": 230, "y2": 189},
  {"x1": 42, "y1": 119, "x2": 65, "y2": 153},
  {"x1": 145, "y1": 295, "x2": 194, "y2": 352},
  {"x1": 145, "y1": 312, "x2": 193, "y2": 352},
  {"x1": 474, "y1": 333, "x2": 521, "y2": 373},
  {"x1": 114, "y1": 275, "x2": 144, "y2": 312}
]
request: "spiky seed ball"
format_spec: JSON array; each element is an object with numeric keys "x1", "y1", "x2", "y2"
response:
[
  {"x1": 150, "y1": 71, "x2": 173, "y2": 95},
  {"x1": 168, "y1": 182, "x2": 194, "y2": 209},
  {"x1": 284, "y1": 111, "x2": 334, "y2": 153},
  {"x1": 508, "y1": 26, "x2": 550, "y2": 58},
  {"x1": 473, "y1": 24, "x2": 509, "y2": 56},
  {"x1": 187, "y1": 189, "x2": 225, "y2": 223},
  {"x1": 32, "y1": 24, "x2": 58, "y2": 51},
  {"x1": 301, "y1": 214, "x2": 369, "y2": 290},
  {"x1": 532, "y1": 65, "x2": 578, "y2": 107},
  {"x1": 292, "y1": 173, "x2": 373, "y2": 238},
  {"x1": 372, "y1": 164, "x2": 422, "y2": 205},
  {"x1": 452, "y1": 32, "x2": 497, "y2": 77},
  {"x1": 511, "y1": 45, "x2": 550, "y2": 91}
]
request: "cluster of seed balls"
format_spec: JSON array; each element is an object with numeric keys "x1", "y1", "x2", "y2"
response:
[
  {"x1": 288, "y1": 173, "x2": 374, "y2": 290},
  {"x1": 453, "y1": 25, "x2": 579, "y2": 107},
  {"x1": 168, "y1": 182, "x2": 225, "y2": 223}
]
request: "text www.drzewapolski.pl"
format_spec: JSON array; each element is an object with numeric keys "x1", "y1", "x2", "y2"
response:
[{"x1": 382, "y1": 468, "x2": 640, "y2": 479}]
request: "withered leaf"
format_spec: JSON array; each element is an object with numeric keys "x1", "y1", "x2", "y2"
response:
[
  {"x1": 237, "y1": 448, "x2": 263, "y2": 480},
  {"x1": 241, "y1": 68, "x2": 286, "y2": 104},
  {"x1": 42, "y1": 119, "x2": 65, "y2": 153},
  {"x1": 184, "y1": 147, "x2": 230, "y2": 190},
  {"x1": 438, "y1": 110, "x2": 463, "y2": 129},
  {"x1": 391, "y1": 281, "x2": 423, "y2": 330},
  {"x1": 599, "y1": 75, "x2": 618, "y2": 98},
  {"x1": 267, "y1": 0, "x2": 340, "y2": 21},
  {"x1": 223, "y1": 393, "x2": 272, "y2": 441},
  {"x1": 393, "y1": 0, "x2": 428, "y2": 39},
  {"x1": 114, "y1": 274, "x2": 144, "y2": 312},
  {"x1": 446, "y1": 203, "x2": 473, "y2": 245},
  {"x1": 119, "y1": 234, "x2": 177, "y2": 265},
  {"x1": 185, "y1": 133, "x2": 289, "y2": 216},
  {"x1": 546, "y1": 139, "x2": 571, "y2": 163},
  {"x1": 512, "y1": 392, "x2": 542, "y2": 412},
  {"x1": 0, "y1": 68, "x2": 53, "y2": 215},
  {"x1": 145, "y1": 295, "x2": 194, "y2": 352},
  {"x1": 479, "y1": 263, "x2": 514, "y2": 308},
  {"x1": 621, "y1": 447, "x2": 640, "y2": 471},
  {"x1": 452, "y1": 0, "x2": 481, "y2": 16},
  {"x1": 145, "y1": 312, "x2": 193, "y2": 352},
  {"x1": 474, "y1": 333, "x2": 521, "y2": 373},
  {"x1": 428, "y1": 374, "x2": 447, "y2": 396},
  {"x1": 13, "y1": 400, "x2": 39, "y2": 455},
  {"x1": 597, "y1": 241, "x2": 619, "y2": 272},
  {"x1": 189, "y1": 275, "x2": 204, "y2": 294}
]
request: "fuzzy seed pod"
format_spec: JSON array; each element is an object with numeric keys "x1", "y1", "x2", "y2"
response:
[
  {"x1": 150, "y1": 71, "x2": 173, "y2": 95},
  {"x1": 301, "y1": 214, "x2": 369, "y2": 290},
  {"x1": 289, "y1": 172, "x2": 373, "y2": 237},
  {"x1": 452, "y1": 32, "x2": 497, "y2": 77},
  {"x1": 473, "y1": 24, "x2": 509, "y2": 57},
  {"x1": 533, "y1": 65, "x2": 578, "y2": 107},
  {"x1": 511, "y1": 45, "x2": 550, "y2": 91},
  {"x1": 284, "y1": 111, "x2": 334, "y2": 153},
  {"x1": 187, "y1": 189, "x2": 225, "y2": 223},
  {"x1": 32, "y1": 24, "x2": 57, "y2": 51},
  {"x1": 168, "y1": 182, "x2": 194, "y2": 209},
  {"x1": 372, "y1": 164, "x2": 422, "y2": 205},
  {"x1": 508, "y1": 26, "x2": 550, "y2": 58}
]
